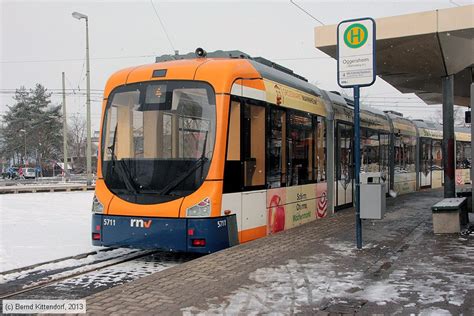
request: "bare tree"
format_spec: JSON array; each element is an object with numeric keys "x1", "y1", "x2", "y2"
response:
[
  {"x1": 67, "y1": 114, "x2": 86, "y2": 169},
  {"x1": 430, "y1": 105, "x2": 467, "y2": 127}
]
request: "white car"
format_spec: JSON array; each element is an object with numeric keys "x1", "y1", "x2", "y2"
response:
[{"x1": 22, "y1": 167, "x2": 36, "y2": 179}]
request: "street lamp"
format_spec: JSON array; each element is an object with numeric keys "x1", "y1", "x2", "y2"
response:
[
  {"x1": 72, "y1": 11, "x2": 92, "y2": 186},
  {"x1": 19, "y1": 129, "x2": 26, "y2": 165},
  {"x1": 62, "y1": 72, "x2": 69, "y2": 181}
]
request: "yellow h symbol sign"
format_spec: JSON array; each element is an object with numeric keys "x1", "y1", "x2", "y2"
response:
[
  {"x1": 344, "y1": 23, "x2": 368, "y2": 48},
  {"x1": 350, "y1": 28, "x2": 361, "y2": 44}
]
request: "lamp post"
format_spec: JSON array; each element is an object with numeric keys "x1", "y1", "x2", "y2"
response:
[
  {"x1": 72, "y1": 11, "x2": 92, "y2": 186},
  {"x1": 19, "y1": 129, "x2": 26, "y2": 165},
  {"x1": 62, "y1": 72, "x2": 69, "y2": 181}
]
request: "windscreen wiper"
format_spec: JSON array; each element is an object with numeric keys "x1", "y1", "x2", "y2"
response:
[
  {"x1": 108, "y1": 124, "x2": 138, "y2": 194},
  {"x1": 157, "y1": 131, "x2": 209, "y2": 196},
  {"x1": 157, "y1": 156, "x2": 208, "y2": 196}
]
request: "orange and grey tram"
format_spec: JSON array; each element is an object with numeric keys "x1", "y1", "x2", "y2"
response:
[{"x1": 91, "y1": 49, "x2": 471, "y2": 253}]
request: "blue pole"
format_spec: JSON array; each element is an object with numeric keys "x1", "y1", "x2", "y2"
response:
[{"x1": 354, "y1": 85, "x2": 362, "y2": 249}]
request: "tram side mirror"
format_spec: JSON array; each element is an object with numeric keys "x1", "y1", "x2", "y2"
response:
[{"x1": 465, "y1": 110, "x2": 471, "y2": 124}]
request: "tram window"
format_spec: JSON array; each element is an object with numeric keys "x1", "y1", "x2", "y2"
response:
[
  {"x1": 396, "y1": 135, "x2": 416, "y2": 173},
  {"x1": 464, "y1": 143, "x2": 472, "y2": 169},
  {"x1": 314, "y1": 116, "x2": 326, "y2": 182},
  {"x1": 395, "y1": 134, "x2": 404, "y2": 172},
  {"x1": 394, "y1": 135, "x2": 401, "y2": 172},
  {"x1": 101, "y1": 81, "x2": 217, "y2": 204},
  {"x1": 227, "y1": 101, "x2": 241, "y2": 160},
  {"x1": 107, "y1": 89, "x2": 140, "y2": 160},
  {"x1": 103, "y1": 106, "x2": 118, "y2": 160},
  {"x1": 336, "y1": 123, "x2": 353, "y2": 182},
  {"x1": 105, "y1": 86, "x2": 214, "y2": 161},
  {"x1": 267, "y1": 108, "x2": 286, "y2": 188},
  {"x1": 368, "y1": 129, "x2": 380, "y2": 172},
  {"x1": 287, "y1": 111, "x2": 313, "y2": 185},
  {"x1": 456, "y1": 142, "x2": 461, "y2": 169},
  {"x1": 223, "y1": 100, "x2": 242, "y2": 193},
  {"x1": 420, "y1": 138, "x2": 431, "y2": 175},
  {"x1": 179, "y1": 115, "x2": 210, "y2": 158},
  {"x1": 243, "y1": 102, "x2": 265, "y2": 187},
  {"x1": 456, "y1": 141, "x2": 471, "y2": 169},
  {"x1": 465, "y1": 143, "x2": 472, "y2": 169},
  {"x1": 380, "y1": 133, "x2": 389, "y2": 177},
  {"x1": 132, "y1": 110, "x2": 144, "y2": 158},
  {"x1": 360, "y1": 128, "x2": 367, "y2": 172},
  {"x1": 432, "y1": 140, "x2": 443, "y2": 170},
  {"x1": 161, "y1": 114, "x2": 172, "y2": 158},
  {"x1": 405, "y1": 136, "x2": 416, "y2": 172}
]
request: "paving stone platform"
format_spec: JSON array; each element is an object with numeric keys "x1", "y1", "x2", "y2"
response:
[{"x1": 85, "y1": 189, "x2": 474, "y2": 315}]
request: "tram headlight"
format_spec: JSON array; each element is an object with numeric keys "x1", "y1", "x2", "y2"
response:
[
  {"x1": 186, "y1": 197, "x2": 211, "y2": 217},
  {"x1": 92, "y1": 194, "x2": 104, "y2": 214}
]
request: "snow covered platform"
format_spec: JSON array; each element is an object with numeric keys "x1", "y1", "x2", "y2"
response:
[
  {"x1": 1, "y1": 191, "x2": 96, "y2": 271},
  {"x1": 0, "y1": 183, "x2": 94, "y2": 194},
  {"x1": 85, "y1": 189, "x2": 474, "y2": 315}
]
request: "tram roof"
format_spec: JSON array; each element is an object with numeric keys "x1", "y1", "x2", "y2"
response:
[
  {"x1": 315, "y1": 5, "x2": 474, "y2": 107},
  {"x1": 155, "y1": 50, "x2": 325, "y2": 98},
  {"x1": 385, "y1": 111, "x2": 418, "y2": 136},
  {"x1": 412, "y1": 119, "x2": 443, "y2": 131},
  {"x1": 455, "y1": 126, "x2": 471, "y2": 133},
  {"x1": 455, "y1": 126, "x2": 471, "y2": 141}
]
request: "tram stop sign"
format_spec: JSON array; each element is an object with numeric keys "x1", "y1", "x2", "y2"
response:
[{"x1": 337, "y1": 18, "x2": 376, "y2": 88}]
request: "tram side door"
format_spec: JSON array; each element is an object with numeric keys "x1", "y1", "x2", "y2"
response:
[
  {"x1": 335, "y1": 123, "x2": 354, "y2": 209},
  {"x1": 224, "y1": 97, "x2": 267, "y2": 192},
  {"x1": 223, "y1": 97, "x2": 267, "y2": 241},
  {"x1": 241, "y1": 100, "x2": 267, "y2": 241}
]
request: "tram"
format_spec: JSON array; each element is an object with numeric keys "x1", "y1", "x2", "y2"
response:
[{"x1": 91, "y1": 49, "x2": 471, "y2": 253}]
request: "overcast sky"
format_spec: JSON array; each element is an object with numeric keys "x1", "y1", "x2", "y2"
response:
[{"x1": 0, "y1": 0, "x2": 470, "y2": 130}]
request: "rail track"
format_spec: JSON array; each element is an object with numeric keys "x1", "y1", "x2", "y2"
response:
[{"x1": 0, "y1": 248, "x2": 158, "y2": 300}]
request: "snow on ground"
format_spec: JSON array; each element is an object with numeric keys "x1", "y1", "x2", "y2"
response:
[
  {"x1": 10, "y1": 253, "x2": 188, "y2": 300},
  {"x1": 0, "y1": 248, "x2": 139, "y2": 284},
  {"x1": 52, "y1": 255, "x2": 176, "y2": 290},
  {"x1": 183, "y1": 237, "x2": 474, "y2": 314},
  {"x1": 0, "y1": 191, "x2": 97, "y2": 272}
]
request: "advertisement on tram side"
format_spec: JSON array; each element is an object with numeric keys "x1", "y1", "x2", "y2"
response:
[{"x1": 266, "y1": 183, "x2": 328, "y2": 234}]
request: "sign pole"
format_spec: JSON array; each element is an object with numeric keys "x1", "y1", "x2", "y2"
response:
[
  {"x1": 354, "y1": 85, "x2": 362, "y2": 249},
  {"x1": 336, "y1": 17, "x2": 376, "y2": 249}
]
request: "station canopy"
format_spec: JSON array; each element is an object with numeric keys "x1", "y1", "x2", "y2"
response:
[{"x1": 315, "y1": 5, "x2": 474, "y2": 107}]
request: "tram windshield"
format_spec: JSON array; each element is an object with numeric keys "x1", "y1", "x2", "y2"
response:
[{"x1": 101, "y1": 81, "x2": 216, "y2": 204}]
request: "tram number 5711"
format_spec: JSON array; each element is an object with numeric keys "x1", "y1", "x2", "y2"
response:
[
  {"x1": 103, "y1": 218, "x2": 116, "y2": 226},
  {"x1": 217, "y1": 220, "x2": 227, "y2": 228}
]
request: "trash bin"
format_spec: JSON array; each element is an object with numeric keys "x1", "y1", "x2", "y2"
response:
[
  {"x1": 456, "y1": 186, "x2": 472, "y2": 213},
  {"x1": 360, "y1": 172, "x2": 387, "y2": 219}
]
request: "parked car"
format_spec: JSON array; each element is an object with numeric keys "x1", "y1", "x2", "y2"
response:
[{"x1": 22, "y1": 167, "x2": 36, "y2": 179}]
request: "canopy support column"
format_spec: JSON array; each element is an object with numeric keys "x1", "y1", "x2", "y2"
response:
[
  {"x1": 471, "y1": 81, "x2": 473, "y2": 212},
  {"x1": 442, "y1": 74, "x2": 456, "y2": 198}
]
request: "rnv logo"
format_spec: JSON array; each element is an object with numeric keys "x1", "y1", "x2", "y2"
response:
[{"x1": 130, "y1": 219, "x2": 152, "y2": 228}]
